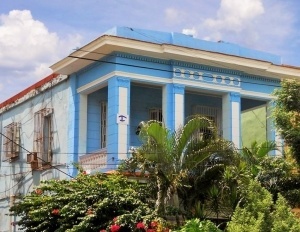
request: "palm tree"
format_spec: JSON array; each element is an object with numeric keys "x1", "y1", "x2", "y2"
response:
[
  {"x1": 135, "y1": 116, "x2": 235, "y2": 217},
  {"x1": 240, "y1": 140, "x2": 278, "y2": 176}
]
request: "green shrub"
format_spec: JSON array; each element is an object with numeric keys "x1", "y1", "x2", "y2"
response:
[{"x1": 177, "y1": 218, "x2": 221, "y2": 232}]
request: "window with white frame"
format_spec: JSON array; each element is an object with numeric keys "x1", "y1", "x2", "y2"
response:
[
  {"x1": 100, "y1": 102, "x2": 107, "y2": 148},
  {"x1": 33, "y1": 108, "x2": 53, "y2": 168},
  {"x1": 3, "y1": 122, "x2": 20, "y2": 161},
  {"x1": 149, "y1": 108, "x2": 162, "y2": 122}
]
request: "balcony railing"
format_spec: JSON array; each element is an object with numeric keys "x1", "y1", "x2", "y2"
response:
[{"x1": 79, "y1": 149, "x2": 107, "y2": 171}]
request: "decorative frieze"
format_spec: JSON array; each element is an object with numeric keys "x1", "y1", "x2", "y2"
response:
[{"x1": 173, "y1": 67, "x2": 241, "y2": 87}]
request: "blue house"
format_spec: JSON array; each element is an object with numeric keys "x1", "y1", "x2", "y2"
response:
[{"x1": 0, "y1": 27, "x2": 300, "y2": 230}]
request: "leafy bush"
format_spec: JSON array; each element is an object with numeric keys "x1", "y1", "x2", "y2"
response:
[
  {"x1": 10, "y1": 172, "x2": 159, "y2": 232},
  {"x1": 176, "y1": 218, "x2": 221, "y2": 232},
  {"x1": 226, "y1": 180, "x2": 300, "y2": 232},
  {"x1": 271, "y1": 194, "x2": 300, "y2": 232}
]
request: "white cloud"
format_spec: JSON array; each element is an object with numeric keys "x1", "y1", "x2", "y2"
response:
[
  {"x1": 0, "y1": 10, "x2": 82, "y2": 102},
  {"x1": 178, "y1": 0, "x2": 297, "y2": 61},
  {"x1": 203, "y1": 0, "x2": 264, "y2": 38},
  {"x1": 182, "y1": 27, "x2": 197, "y2": 37}
]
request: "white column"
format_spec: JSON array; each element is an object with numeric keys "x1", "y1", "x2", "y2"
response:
[
  {"x1": 162, "y1": 84, "x2": 185, "y2": 131},
  {"x1": 222, "y1": 92, "x2": 241, "y2": 148},
  {"x1": 78, "y1": 94, "x2": 87, "y2": 154},
  {"x1": 267, "y1": 102, "x2": 282, "y2": 156},
  {"x1": 118, "y1": 86, "x2": 129, "y2": 160},
  {"x1": 107, "y1": 77, "x2": 130, "y2": 169}
]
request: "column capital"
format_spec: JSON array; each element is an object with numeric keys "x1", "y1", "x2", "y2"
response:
[
  {"x1": 229, "y1": 92, "x2": 241, "y2": 103},
  {"x1": 173, "y1": 84, "x2": 185, "y2": 94},
  {"x1": 117, "y1": 77, "x2": 130, "y2": 88},
  {"x1": 108, "y1": 76, "x2": 130, "y2": 88}
]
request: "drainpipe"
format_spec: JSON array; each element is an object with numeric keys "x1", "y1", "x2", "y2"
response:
[{"x1": 9, "y1": 195, "x2": 16, "y2": 232}]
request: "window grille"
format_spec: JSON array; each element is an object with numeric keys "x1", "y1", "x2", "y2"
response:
[
  {"x1": 192, "y1": 105, "x2": 222, "y2": 136},
  {"x1": 33, "y1": 108, "x2": 53, "y2": 168},
  {"x1": 149, "y1": 108, "x2": 162, "y2": 122},
  {"x1": 3, "y1": 122, "x2": 20, "y2": 161},
  {"x1": 100, "y1": 102, "x2": 107, "y2": 148}
]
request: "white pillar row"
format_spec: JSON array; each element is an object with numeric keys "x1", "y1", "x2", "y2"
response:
[
  {"x1": 266, "y1": 101, "x2": 283, "y2": 156},
  {"x1": 222, "y1": 92, "x2": 241, "y2": 148}
]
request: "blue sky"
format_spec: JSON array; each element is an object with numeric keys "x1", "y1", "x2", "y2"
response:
[{"x1": 0, "y1": 0, "x2": 299, "y2": 102}]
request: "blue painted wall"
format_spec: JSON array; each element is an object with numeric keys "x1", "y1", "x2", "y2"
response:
[
  {"x1": 104, "y1": 27, "x2": 281, "y2": 65},
  {"x1": 185, "y1": 93, "x2": 222, "y2": 119},
  {"x1": 86, "y1": 87, "x2": 108, "y2": 152},
  {"x1": 130, "y1": 85, "x2": 162, "y2": 147}
]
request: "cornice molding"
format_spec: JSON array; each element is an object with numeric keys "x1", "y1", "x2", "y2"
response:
[{"x1": 241, "y1": 74, "x2": 281, "y2": 85}]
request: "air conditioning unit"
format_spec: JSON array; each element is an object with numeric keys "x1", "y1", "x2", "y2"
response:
[
  {"x1": 27, "y1": 153, "x2": 37, "y2": 163},
  {"x1": 27, "y1": 153, "x2": 38, "y2": 170}
]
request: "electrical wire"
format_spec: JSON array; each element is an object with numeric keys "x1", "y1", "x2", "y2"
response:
[
  {"x1": 0, "y1": 144, "x2": 285, "y2": 156},
  {"x1": 68, "y1": 54, "x2": 282, "y2": 88},
  {"x1": 0, "y1": 132, "x2": 76, "y2": 180},
  {"x1": 0, "y1": 171, "x2": 31, "y2": 194}
]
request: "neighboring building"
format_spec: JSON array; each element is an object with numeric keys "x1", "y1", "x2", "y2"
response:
[{"x1": 1, "y1": 27, "x2": 300, "y2": 230}]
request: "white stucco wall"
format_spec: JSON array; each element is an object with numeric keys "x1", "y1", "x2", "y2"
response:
[{"x1": 0, "y1": 78, "x2": 70, "y2": 230}]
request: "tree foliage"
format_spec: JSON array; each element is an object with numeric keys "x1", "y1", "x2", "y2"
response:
[
  {"x1": 10, "y1": 172, "x2": 160, "y2": 232},
  {"x1": 126, "y1": 116, "x2": 235, "y2": 217},
  {"x1": 226, "y1": 180, "x2": 300, "y2": 232},
  {"x1": 176, "y1": 218, "x2": 221, "y2": 232},
  {"x1": 273, "y1": 79, "x2": 300, "y2": 164}
]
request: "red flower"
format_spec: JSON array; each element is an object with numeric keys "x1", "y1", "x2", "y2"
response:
[
  {"x1": 51, "y1": 209, "x2": 60, "y2": 215},
  {"x1": 150, "y1": 221, "x2": 158, "y2": 228},
  {"x1": 86, "y1": 208, "x2": 93, "y2": 215},
  {"x1": 136, "y1": 222, "x2": 145, "y2": 229},
  {"x1": 147, "y1": 229, "x2": 156, "y2": 232},
  {"x1": 35, "y1": 189, "x2": 43, "y2": 195},
  {"x1": 110, "y1": 224, "x2": 120, "y2": 232}
]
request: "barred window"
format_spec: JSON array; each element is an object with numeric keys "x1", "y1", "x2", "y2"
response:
[
  {"x1": 149, "y1": 108, "x2": 162, "y2": 122},
  {"x1": 192, "y1": 105, "x2": 222, "y2": 136},
  {"x1": 34, "y1": 108, "x2": 53, "y2": 168},
  {"x1": 3, "y1": 122, "x2": 20, "y2": 161}
]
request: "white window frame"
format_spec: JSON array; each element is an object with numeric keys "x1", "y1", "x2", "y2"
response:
[
  {"x1": 33, "y1": 108, "x2": 53, "y2": 168},
  {"x1": 2, "y1": 122, "x2": 20, "y2": 161}
]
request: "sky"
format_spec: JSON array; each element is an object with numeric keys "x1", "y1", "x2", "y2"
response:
[{"x1": 0, "y1": 0, "x2": 299, "y2": 103}]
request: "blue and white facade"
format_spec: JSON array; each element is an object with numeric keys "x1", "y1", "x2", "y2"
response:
[
  {"x1": 1, "y1": 27, "x2": 300, "y2": 230},
  {"x1": 51, "y1": 27, "x2": 300, "y2": 173}
]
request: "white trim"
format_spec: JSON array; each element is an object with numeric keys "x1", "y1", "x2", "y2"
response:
[
  {"x1": 174, "y1": 93, "x2": 184, "y2": 130},
  {"x1": 51, "y1": 36, "x2": 300, "y2": 79},
  {"x1": 77, "y1": 70, "x2": 241, "y2": 95},
  {"x1": 77, "y1": 71, "x2": 172, "y2": 94},
  {"x1": 118, "y1": 87, "x2": 128, "y2": 160},
  {"x1": 78, "y1": 94, "x2": 87, "y2": 154},
  {"x1": 231, "y1": 101, "x2": 240, "y2": 148},
  {"x1": 222, "y1": 94, "x2": 231, "y2": 141},
  {"x1": 241, "y1": 90, "x2": 274, "y2": 100}
]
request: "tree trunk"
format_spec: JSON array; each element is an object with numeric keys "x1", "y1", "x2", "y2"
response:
[{"x1": 155, "y1": 174, "x2": 166, "y2": 216}]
